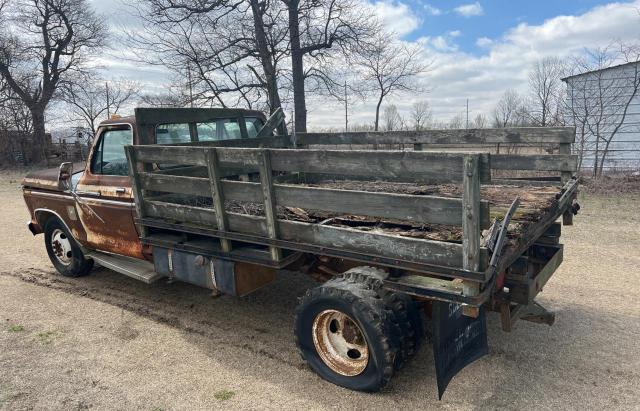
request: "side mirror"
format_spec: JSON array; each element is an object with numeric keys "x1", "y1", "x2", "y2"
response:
[{"x1": 58, "y1": 162, "x2": 73, "y2": 191}]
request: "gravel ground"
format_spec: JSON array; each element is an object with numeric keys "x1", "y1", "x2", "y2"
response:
[{"x1": 0, "y1": 169, "x2": 639, "y2": 410}]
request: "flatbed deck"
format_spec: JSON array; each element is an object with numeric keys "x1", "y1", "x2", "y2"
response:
[{"x1": 126, "y1": 125, "x2": 579, "y2": 306}]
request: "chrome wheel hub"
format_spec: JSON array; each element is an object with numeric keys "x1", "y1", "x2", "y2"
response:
[{"x1": 51, "y1": 228, "x2": 72, "y2": 265}]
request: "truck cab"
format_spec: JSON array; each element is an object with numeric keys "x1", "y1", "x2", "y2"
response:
[{"x1": 22, "y1": 107, "x2": 274, "y2": 268}]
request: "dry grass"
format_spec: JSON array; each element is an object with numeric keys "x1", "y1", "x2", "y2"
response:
[{"x1": 580, "y1": 172, "x2": 640, "y2": 195}]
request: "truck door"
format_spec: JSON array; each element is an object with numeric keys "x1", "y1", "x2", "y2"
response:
[{"x1": 75, "y1": 124, "x2": 143, "y2": 259}]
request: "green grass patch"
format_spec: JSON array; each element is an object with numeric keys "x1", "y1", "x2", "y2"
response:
[
  {"x1": 214, "y1": 390, "x2": 235, "y2": 401},
  {"x1": 6, "y1": 324, "x2": 24, "y2": 332},
  {"x1": 36, "y1": 330, "x2": 57, "y2": 345},
  {"x1": 0, "y1": 384, "x2": 11, "y2": 406}
]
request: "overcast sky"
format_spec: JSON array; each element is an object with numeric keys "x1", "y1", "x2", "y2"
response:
[{"x1": 89, "y1": 0, "x2": 640, "y2": 130}]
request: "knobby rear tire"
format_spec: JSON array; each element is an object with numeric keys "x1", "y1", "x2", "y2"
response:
[{"x1": 294, "y1": 273, "x2": 399, "y2": 392}]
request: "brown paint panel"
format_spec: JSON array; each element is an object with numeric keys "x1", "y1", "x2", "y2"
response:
[{"x1": 23, "y1": 191, "x2": 88, "y2": 244}]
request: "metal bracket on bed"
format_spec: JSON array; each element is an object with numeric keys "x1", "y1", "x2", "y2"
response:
[
  {"x1": 487, "y1": 197, "x2": 521, "y2": 271},
  {"x1": 464, "y1": 197, "x2": 521, "y2": 307}
]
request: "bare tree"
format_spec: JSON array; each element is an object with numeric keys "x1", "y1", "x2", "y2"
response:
[
  {"x1": 356, "y1": 33, "x2": 429, "y2": 131},
  {"x1": 0, "y1": 0, "x2": 106, "y2": 161},
  {"x1": 528, "y1": 56, "x2": 565, "y2": 126},
  {"x1": 382, "y1": 104, "x2": 403, "y2": 131},
  {"x1": 138, "y1": 91, "x2": 190, "y2": 108},
  {"x1": 281, "y1": 0, "x2": 376, "y2": 132},
  {"x1": 0, "y1": 77, "x2": 33, "y2": 133},
  {"x1": 493, "y1": 89, "x2": 522, "y2": 127},
  {"x1": 472, "y1": 113, "x2": 488, "y2": 129},
  {"x1": 448, "y1": 113, "x2": 465, "y2": 129},
  {"x1": 128, "y1": 0, "x2": 288, "y2": 117},
  {"x1": 63, "y1": 79, "x2": 140, "y2": 136},
  {"x1": 564, "y1": 43, "x2": 640, "y2": 176},
  {"x1": 411, "y1": 100, "x2": 432, "y2": 131}
]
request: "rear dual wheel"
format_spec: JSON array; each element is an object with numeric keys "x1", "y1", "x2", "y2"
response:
[{"x1": 294, "y1": 267, "x2": 424, "y2": 392}]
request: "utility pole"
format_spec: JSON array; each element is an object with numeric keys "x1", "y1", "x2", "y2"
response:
[
  {"x1": 344, "y1": 81, "x2": 348, "y2": 132},
  {"x1": 106, "y1": 82, "x2": 110, "y2": 118},
  {"x1": 187, "y1": 63, "x2": 194, "y2": 108},
  {"x1": 466, "y1": 98, "x2": 469, "y2": 129}
]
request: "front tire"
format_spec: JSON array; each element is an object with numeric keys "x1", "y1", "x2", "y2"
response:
[
  {"x1": 294, "y1": 275, "x2": 399, "y2": 392},
  {"x1": 44, "y1": 217, "x2": 93, "y2": 277}
]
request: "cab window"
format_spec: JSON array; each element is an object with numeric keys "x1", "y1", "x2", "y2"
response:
[
  {"x1": 245, "y1": 117, "x2": 264, "y2": 138},
  {"x1": 194, "y1": 117, "x2": 264, "y2": 141},
  {"x1": 196, "y1": 122, "x2": 217, "y2": 141},
  {"x1": 90, "y1": 127, "x2": 133, "y2": 176},
  {"x1": 156, "y1": 123, "x2": 192, "y2": 144},
  {"x1": 220, "y1": 119, "x2": 242, "y2": 139}
]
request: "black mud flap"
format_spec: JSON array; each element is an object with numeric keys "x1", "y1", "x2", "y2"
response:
[{"x1": 432, "y1": 301, "x2": 488, "y2": 399}]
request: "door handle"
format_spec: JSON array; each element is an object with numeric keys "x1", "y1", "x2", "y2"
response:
[
  {"x1": 75, "y1": 190, "x2": 101, "y2": 197},
  {"x1": 115, "y1": 187, "x2": 126, "y2": 194}
]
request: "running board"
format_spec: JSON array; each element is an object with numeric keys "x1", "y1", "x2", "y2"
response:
[{"x1": 86, "y1": 251, "x2": 163, "y2": 284}]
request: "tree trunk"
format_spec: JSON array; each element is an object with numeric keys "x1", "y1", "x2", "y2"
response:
[
  {"x1": 287, "y1": 0, "x2": 307, "y2": 133},
  {"x1": 250, "y1": 0, "x2": 287, "y2": 135},
  {"x1": 30, "y1": 107, "x2": 47, "y2": 163},
  {"x1": 598, "y1": 139, "x2": 613, "y2": 177},
  {"x1": 593, "y1": 135, "x2": 600, "y2": 178},
  {"x1": 374, "y1": 94, "x2": 383, "y2": 131}
]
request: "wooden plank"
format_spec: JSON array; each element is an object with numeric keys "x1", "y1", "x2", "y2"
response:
[
  {"x1": 134, "y1": 145, "x2": 207, "y2": 166},
  {"x1": 558, "y1": 143, "x2": 573, "y2": 182},
  {"x1": 124, "y1": 146, "x2": 148, "y2": 237},
  {"x1": 273, "y1": 183, "x2": 490, "y2": 228},
  {"x1": 154, "y1": 165, "x2": 208, "y2": 177},
  {"x1": 492, "y1": 154, "x2": 578, "y2": 172},
  {"x1": 138, "y1": 173, "x2": 490, "y2": 227},
  {"x1": 139, "y1": 172, "x2": 210, "y2": 195},
  {"x1": 278, "y1": 219, "x2": 470, "y2": 268},
  {"x1": 257, "y1": 150, "x2": 281, "y2": 261},
  {"x1": 255, "y1": 108, "x2": 285, "y2": 138},
  {"x1": 216, "y1": 148, "x2": 491, "y2": 183},
  {"x1": 173, "y1": 135, "x2": 291, "y2": 148},
  {"x1": 296, "y1": 127, "x2": 576, "y2": 146},
  {"x1": 206, "y1": 149, "x2": 231, "y2": 252},
  {"x1": 462, "y1": 154, "x2": 481, "y2": 296},
  {"x1": 133, "y1": 146, "x2": 491, "y2": 182},
  {"x1": 491, "y1": 178, "x2": 563, "y2": 187},
  {"x1": 142, "y1": 200, "x2": 479, "y2": 268},
  {"x1": 145, "y1": 200, "x2": 217, "y2": 226}
]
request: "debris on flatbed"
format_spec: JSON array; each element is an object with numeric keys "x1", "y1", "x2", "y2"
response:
[{"x1": 166, "y1": 179, "x2": 563, "y2": 244}]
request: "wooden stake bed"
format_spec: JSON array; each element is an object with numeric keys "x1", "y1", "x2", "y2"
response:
[{"x1": 125, "y1": 126, "x2": 579, "y2": 306}]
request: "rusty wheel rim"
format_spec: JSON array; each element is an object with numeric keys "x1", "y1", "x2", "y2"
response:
[
  {"x1": 312, "y1": 309, "x2": 369, "y2": 376},
  {"x1": 51, "y1": 228, "x2": 72, "y2": 265}
]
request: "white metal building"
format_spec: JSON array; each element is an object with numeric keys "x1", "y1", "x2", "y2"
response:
[{"x1": 562, "y1": 60, "x2": 640, "y2": 173}]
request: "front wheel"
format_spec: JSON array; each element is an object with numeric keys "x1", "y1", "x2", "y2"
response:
[
  {"x1": 294, "y1": 275, "x2": 399, "y2": 392},
  {"x1": 44, "y1": 217, "x2": 93, "y2": 277}
]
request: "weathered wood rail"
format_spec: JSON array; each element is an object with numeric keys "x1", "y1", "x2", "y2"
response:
[{"x1": 125, "y1": 126, "x2": 578, "y2": 304}]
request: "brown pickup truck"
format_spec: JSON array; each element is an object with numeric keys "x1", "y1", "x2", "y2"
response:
[{"x1": 23, "y1": 107, "x2": 580, "y2": 397}]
